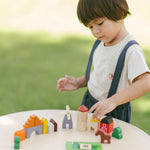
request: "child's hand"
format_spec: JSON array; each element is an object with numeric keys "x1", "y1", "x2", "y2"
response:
[
  {"x1": 57, "y1": 75, "x2": 79, "y2": 92},
  {"x1": 89, "y1": 99, "x2": 116, "y2": 119}
]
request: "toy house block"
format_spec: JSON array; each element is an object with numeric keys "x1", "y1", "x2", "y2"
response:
[
  {"x1": 14, "y1": 136, "x2": 20, "y2": 149},
  {"x1": 62, "y1": 114, "x2": 73, "y2": 129},
  {"x1": 112, "y1": 127, "x2": 123, "y2": 139},
  {"x1": 48, "y1": 122, "x2": 54, "y2": 134},
  {"x1": 50, "y1": 119, "x2": 57, "y2": 132},
  {"x1": 100, "y1": 116, "x2": 113, "y2": 133},
  {"x1": 41, "y1": 117, "x2": 48, "y2": 134},
  {"x1": 24, "y1": 125, "x2": 43, "y2": 139},
  {"x1": 14, "y1": 129, "x2": 26, "y2": 141},
  {"x1": 77, "y1": 105, "x2": 88, "y2": 131}
]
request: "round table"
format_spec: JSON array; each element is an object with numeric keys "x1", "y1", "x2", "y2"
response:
[{"x1": 0, "y1": 109, "x2": 150, "y2": 150}]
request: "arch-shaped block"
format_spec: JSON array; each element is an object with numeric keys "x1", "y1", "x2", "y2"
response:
[{"x1": 24, "y1": 125, "x2": 43, "y2": 139}]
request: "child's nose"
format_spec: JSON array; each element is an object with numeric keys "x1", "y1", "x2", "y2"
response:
[{"x1": 93, "y1": 26, "x2": 100, "y2": 35}]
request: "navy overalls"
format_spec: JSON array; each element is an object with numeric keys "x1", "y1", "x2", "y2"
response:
[{"x1": 81, "y1": 40, "x2": 138, "y2": 123}]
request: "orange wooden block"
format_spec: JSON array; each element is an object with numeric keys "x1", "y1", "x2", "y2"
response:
[
  {"x1": 14, "y1": 129, "x2": 26, "y2": 141},
  {"x1": 35, "y1": 116, "x2": 43, "y2": 126},
  {"x1": 23, "y1": 115, "x2": 36, "y2": 128}
]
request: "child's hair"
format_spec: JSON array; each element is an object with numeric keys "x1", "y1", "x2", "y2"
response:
[{"x1": 77, "y1": 0, "x2": 131, "y2": 26}]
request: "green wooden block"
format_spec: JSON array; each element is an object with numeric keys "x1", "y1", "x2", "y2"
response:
[{"x1": 112, "y1": 127, "x2": 123, "y2": 139}]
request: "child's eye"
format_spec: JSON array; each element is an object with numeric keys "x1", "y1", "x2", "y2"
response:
[
  {"x1": 89, "y1": 26, "x2": 93, "y2": 29},
  {"x1": 98, "y1": 22, "x2": 103, "y2": 26}
]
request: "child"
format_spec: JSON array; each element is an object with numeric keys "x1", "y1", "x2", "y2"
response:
[{"x1": 57, "y1": 0, "x2": 150, "y2": 123}]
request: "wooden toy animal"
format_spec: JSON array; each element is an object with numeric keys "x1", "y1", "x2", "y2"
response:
[{"x1": 95, "y1": 128, "x2": 111, "y2": 144}]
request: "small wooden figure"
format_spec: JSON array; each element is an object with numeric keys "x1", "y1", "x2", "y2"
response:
[
  {"x1": 95, "y1": 128, "x2": 111, "y2": 144},
  {"x1": 62, "y1": 105, "x2": 73, "y2": 129}
]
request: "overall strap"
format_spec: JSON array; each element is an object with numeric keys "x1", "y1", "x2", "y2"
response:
[
  {"x1": 107, "y1": 40, "x2": 139, "y2": 98},
  {"x1": 85, "y1": 39, "x2": 101, "y2": 82}
]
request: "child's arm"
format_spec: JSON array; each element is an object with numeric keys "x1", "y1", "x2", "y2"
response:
[
  {"x1": 89, "y1": 72, "x2": 150, "y2": 119},
  {"x1": 57, "y1": 75, "x2": 87, "y2": 92}
]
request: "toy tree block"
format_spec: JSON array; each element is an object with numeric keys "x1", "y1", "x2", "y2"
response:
[
  {"x1": 14, "y1": 129, "x2": 26, "y2": 141},
  {"x1": 112, "y1": 127, "x2": 123, "y2": 139},
  {"x1": 77, "y1": 105, "x2": 88, "y2": 131},
  {"x1": 42, "y1": 117, "x2": 48, "y2": 134},
  {"x1": 50, "y1": 119, "x2": 57, "y2": 132},
  {"x1": 14, "y1": 136, "x2": 20, "y2": 149},
  {"x1": 100, "y1": 116, "x2": 113, "y2": 133}
]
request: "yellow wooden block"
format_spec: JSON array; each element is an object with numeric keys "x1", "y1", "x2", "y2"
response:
[
  {"x1": 90, "y1": 117, "x2": 100, "y2": 122},
  {"x1": 42, "y1": 117, "x2": 48, "y2": 134}
]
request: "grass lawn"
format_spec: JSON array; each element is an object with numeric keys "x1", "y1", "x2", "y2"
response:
[{"x1": 0, "y1": 31, "x2": 150, "y2": 135}]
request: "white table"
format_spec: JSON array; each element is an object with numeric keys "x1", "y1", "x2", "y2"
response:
[{"x1": 0, "y1": 109, "x2": 150, "y2": 150}]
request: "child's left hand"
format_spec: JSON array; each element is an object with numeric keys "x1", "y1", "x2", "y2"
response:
[{"x1": 89, "y1": 99, "x2": 116, "y2": 119}]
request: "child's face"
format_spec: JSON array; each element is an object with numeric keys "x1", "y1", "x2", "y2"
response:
[{"x1": 87, "y1": 18, "x2": 125, "y2": 46}]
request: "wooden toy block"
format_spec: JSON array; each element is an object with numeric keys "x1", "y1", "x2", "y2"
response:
[
  {"x1": 66, "y1": 141, "x2": 73, "y2": 150},
  {"x1": 95, "y1": 128, "x2": 111, "y2": 144},
  {"x1": 62, "y1": 114, "x2": 73, "y2": 129},
  {"x1": 24, "y1": 125, "x2": 43, "y2": 139},
  {"x1": 87, "y1": 120, "x2": 99, "y2": 131},
  {"x1": 35, "y1": 115, "x2": 43, "y2": 126},
  {"x1": 14, "y1": 129, "x2": 26, "y2": 141},
  {"x1": 41, "y1": 117, "x2": 48, "y2": 134},
  {"x1": 77, "y1": 105, "x2": 88, "y2": 131},
  {"x1": 48, "y1": 122, "x2": 54, "y2": 134},
  {"x1": 14, "y1": 136, "x2": 20, "y2": 149},
  {"x1": 78, "y1": 105, "x2": 88, "y2": 112},
  {"x1": 23, "y1": 115, "x2": 43, "y2": 129},
  {"x1": 112, "y1": 127, "x2": 123, "y2": 139},
  {"x1": 66, "y1": 141, "x2": 102, "y2": 150},
  {"x1": 50, "y1": 119, "x2": 57, "y2": 132},
  {"x1": 90, "y1": 117, "x2": 100, "y2": 122},
  {"x1": 100, "y1": 116, "x2": 113, "y2": 133},
  {"x1": 80, "y1": 143, "x2": 92, "y2": 149}
]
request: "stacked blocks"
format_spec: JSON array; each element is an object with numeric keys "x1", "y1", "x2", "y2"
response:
[
  {"x1": 14, "y1": 114, "x2": 58, "y2": 149},
  {"x1": 23, "y1": 115, "x2": 43, "y2": 139}
]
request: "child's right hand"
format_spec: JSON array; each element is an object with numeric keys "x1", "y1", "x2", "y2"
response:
[{"x1": 57, "y1": 75, "x2": 79, "y2": 92}]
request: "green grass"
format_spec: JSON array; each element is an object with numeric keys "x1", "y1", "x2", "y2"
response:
[{"x1": 0, "y1": 31, "x2": 150, "y2": 135}]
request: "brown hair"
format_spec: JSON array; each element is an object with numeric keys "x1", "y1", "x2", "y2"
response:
[{"x1": 77, "y1": 0, "x2": 131, "y2": 26}]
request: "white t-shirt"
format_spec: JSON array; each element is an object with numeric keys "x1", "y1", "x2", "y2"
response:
[{"x1": 88, "y1": 34, "x2": 149, "y2": 101}]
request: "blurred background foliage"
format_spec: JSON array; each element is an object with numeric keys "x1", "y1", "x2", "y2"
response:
[{"x1": 0, "y1": 0, "x2": 150, "y2": 134}]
